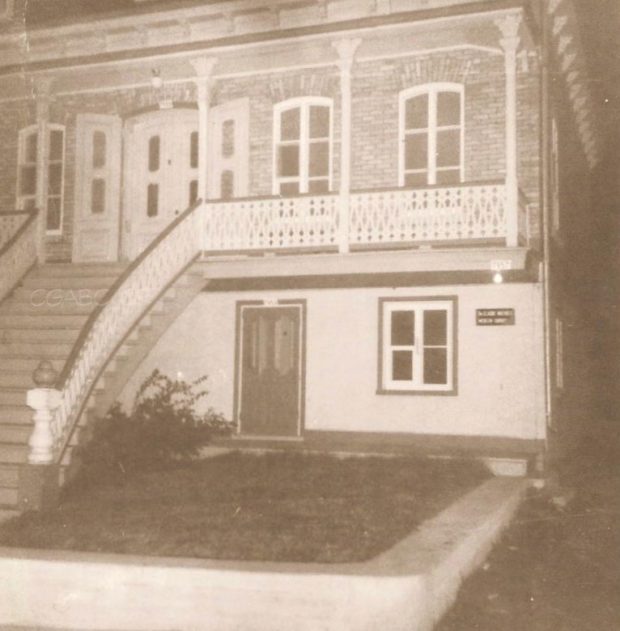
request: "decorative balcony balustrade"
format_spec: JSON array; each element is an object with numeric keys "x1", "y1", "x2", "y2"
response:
[{"x1": 203, "y1": 181, "x2": 527, "y2": 253}]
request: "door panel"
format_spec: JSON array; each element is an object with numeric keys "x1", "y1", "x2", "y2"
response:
[
  {"x1": 208, "y1": 98, "x2": 249, "y2": 199},
  {"x1": 239, "y1": 306, "x2": 301, "y2": 437},
  {"x1": 72, "y1": 114, "x2": 122, "y2": 262},
  {"x1": 122, "y1": 109, "x2": 199, "y2": 260}
]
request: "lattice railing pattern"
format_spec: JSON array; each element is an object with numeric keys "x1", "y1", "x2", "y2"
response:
[
  {"x1": 205, "y1": 194, "x2": 339, "y2": 251},
  {"x1": 0, "y1": 211, "x2": 38, "y2": 304},
  {"x1": 51, "y1": 204, "x2": 203, "y2": 458},
  {"x1": 349, "y1": 183, "x2": 508, "y2": 245},
  {"x1": 518, "y1": 190, "x2": 530, "y2": 246},
  {"x1": 0, "y1": 211, "x2": 29, "y2": 251}
]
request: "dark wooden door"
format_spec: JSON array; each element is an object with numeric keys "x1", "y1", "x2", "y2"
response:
[{"x1": 239, "y1": 306, "x2": 301, "y2": 437}]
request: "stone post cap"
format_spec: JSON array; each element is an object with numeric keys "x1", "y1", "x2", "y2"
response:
[{"x1": 32, "y1": 360, "x2": 58, "y2": 387}]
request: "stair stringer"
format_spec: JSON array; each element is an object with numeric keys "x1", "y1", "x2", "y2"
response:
[{"x1": 59, "y1": 262, "x2": 208, "y2": 481}]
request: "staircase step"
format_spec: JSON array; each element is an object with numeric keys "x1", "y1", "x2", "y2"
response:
[
  {"x1": 0, "y1": 328, "x2": 79, "y2": 343},
  {"x1": 0, "y1": 314, "x2": 88, "y2": 329},
  {"x1": 0, "y1": 389, "x2": 29, "y2": 406},
  {"x1": 0, "y1": 371, "x2": 33, "y2": 388},
  {"x1": 0, "y1": 464, "x2": 18, "y2": 487},
  {"x1": 19, "y1": 275, "x2": 118, "y2": 290},
  {"x1": 0, "y1": 443, "x2": 29, "y2": 464},
  {"x1": 0, "y1": 406, "x2": 31, "y2": 424},
  {"x1": 0, "y1": 341, "x2": 73, "y2": 357},
  {"x1": 0, "y1": 424, "x2": 31, "y2": 443},
  {"x1": 0, "y1": 487, "x2": 18, "y2": 506},
  {"x1": 33, "y1": 263, "x2": 127, "y2": 278},
  {"x1": 0, "y1": 358, "x2": 63, "y2": 372}
]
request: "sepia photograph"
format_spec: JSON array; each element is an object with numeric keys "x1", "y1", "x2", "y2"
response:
[{"x1": 0, "y1": 0, "x2": 618, "y2": 629}]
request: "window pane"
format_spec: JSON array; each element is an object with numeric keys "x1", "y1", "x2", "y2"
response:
[
  {"x1": 392, "y1": 350, "x2": 413, "y2": 381},
  {"x1": 93, "y1": 131, "x2": 106, "y2": 169},
  {"x1": 391, "y1": 310, "x2": 414, "y2": 346},
  {"x1": 49, "y1": 130, "x2": 63, "y2": 161},
  {"x1": 148, "y1": 136, "x2": 160, "y2": 172},
  {"x1": 48, "y1": 163, "x2": 62, "y2": 195},
  {"x1": 190, "y1": 131, "x2": 199, "y2": 168},
  {"x1": 25, "y1": 133, "x2": 38, "y2": 164},
  {"x1": 189, "y1": 179, "x2": 198, "y2": 205},
  {"x1": 405, "y1": 95, "x2": 428, "y2": 130},
  {"x1": 280, "y1": 108, "x2": 300, "y2": 141},
  {"x1": 20, "y1": 165, "x2": 37, "y2": 196},
  {"x1": 424, "y1": 348, "x2": 447, "y2": 384},
  {"x1": 424, "y1": 310, "x2": 447, "y2": 346},
  {"x1": 222, "y1": 120, "x2": 235, "y2": 158},
  {"x1": 437, "y1": 91, "x2": 461, "y2": 126},
  {"x1": 46, "y1": 197, "x2": 61, "y2": 231},
  {"x1": 308, "y1": 179, "x2": 329, "y2": 194},
  {"x1": 221, "y1": 171, "x2": 234, "y2": 200},
  {"x1": 405, "y1": 133, "x2": 427, "y2": 170},
  {"x1": 147, "y1": 183, "x2": 158, "y2": 217},
  {"x1": 436, "y1": 169, "x2": 461, "y2": 185},
  {"x1": 436, "y1": 129, "x2": 460, "y2": 168},
  {"x1": 309, "y1": 106, "x2": 329, "y2": 138},
  {"x1": 405, "y1": 172, "x2": 428, "y2": 187},
  {"x1": 279, "y1": 182, "x2": 299, "y2": 196},
  {"x1": 91, "y1": 178, "x2": 105, "y2": 214},
  {"x1": 309, "y1": 141, "x2": 329, "y2": 177},
  {"x1": 278, "y1": 144, "x2": 300, "y2": 177}
]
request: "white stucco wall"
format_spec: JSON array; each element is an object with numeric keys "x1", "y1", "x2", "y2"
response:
[{"x1": 119, "y1": 282, "x2": 546, "y2": 441}]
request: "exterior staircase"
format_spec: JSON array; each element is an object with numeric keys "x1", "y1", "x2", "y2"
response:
[
  {"x1": 0, "y1": 259, "x2": 208, "y2": 516},
  {"x1": 0, "y1": 263, "x2": 126, "y2": 515}
]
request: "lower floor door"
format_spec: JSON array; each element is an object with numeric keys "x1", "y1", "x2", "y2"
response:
[{"x1": 238, "y1": 305, "x2": 302, "y2": 437}]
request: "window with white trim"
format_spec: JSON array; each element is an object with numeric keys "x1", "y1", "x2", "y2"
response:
[
  {"x1": 399, "y1": 84, "x2": 463, "y2": 187},
  {"x1": 273, "y1": 98, "x2": 332, "y2": 195},
  {"x1": 380, "y1": 298, "x2": 456, "y2": 393},
  {"x1": 17, "y1": 124, "x2": 66, "y2": 233}
]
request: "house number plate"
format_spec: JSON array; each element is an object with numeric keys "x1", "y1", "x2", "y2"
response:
[{"x1": 476, "y1": 308, "x2": 515, "y2": 326}]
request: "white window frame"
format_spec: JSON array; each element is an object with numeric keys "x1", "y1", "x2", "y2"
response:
[
  {"x1": 272, "y1": 96, "x2": 333, "y2": 195},
  {"x1": 398, "y1": 83, "x2": 464, "y2": 187},
  {"x1": 379, "y1": 297, "x2": 457, "y2": 394},
  {"x1": 16, "y1": 123, "x2": 66, "y2": 235}
]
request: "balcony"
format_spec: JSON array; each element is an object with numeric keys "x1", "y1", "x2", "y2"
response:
[{"x1": 203, "y1": 180, "x2": 529, "y2": 255}]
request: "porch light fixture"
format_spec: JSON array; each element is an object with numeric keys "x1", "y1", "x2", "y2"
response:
[
  {"x1": 150, "y1": 69, "x2": 163, "y2": 89},
  {"x1": 493, "y1": 272, "x2": 504, "y2": 284}
]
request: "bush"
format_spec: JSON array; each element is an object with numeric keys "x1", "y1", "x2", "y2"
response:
[{"x1": 73, "y1": 370, "x2": 232, "y2": 487}]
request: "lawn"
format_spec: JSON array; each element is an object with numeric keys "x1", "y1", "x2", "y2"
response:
[{"x1": 0, "y1": 451, "x2": 489, "y2": 563}]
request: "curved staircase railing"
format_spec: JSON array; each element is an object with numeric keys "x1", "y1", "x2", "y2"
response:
[
  {"x1": 49, "y1": 200, "x2": 204, "y2": 462},
  {"x1": 0, "y1": 209, "x2": 40, "y2": 304}
]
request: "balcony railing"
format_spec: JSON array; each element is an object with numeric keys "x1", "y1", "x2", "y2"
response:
[{"x1": 203, "y1": 180, "x2": 527, "y2": 254}]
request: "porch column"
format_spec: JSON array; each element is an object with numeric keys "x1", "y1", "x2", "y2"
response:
[
  {"x1": 333, "y1": 38, "x2": 361, "y2": 254},
  {"x1": 496, "y1": 14, "x2": 521, "y2": 248},
  {"x1": 34, "y1": 78, "x2": 54, "y2": 262},
  {"x1": 190, "y1": 57, "x2": 217, "y2": 251}
]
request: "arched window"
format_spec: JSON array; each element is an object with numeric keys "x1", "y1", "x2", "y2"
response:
[
  {"x1": 17, "y1": 123, "x2": 66, "y2": 233},
  {"x1": 273, "y1": 97, "x2": 333, "y2": 195},
  {"x1": 399, "y1": 84, "x2": 464, "y2": 187}
]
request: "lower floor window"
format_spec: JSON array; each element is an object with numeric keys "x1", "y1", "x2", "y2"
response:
[{"x1": 379, "y1": 297, "x2": 456, "y2": 393}]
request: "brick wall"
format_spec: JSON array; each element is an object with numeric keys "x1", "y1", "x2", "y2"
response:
[{"x1": 0, "y1": 47, "x2": 542, "y2": 260}]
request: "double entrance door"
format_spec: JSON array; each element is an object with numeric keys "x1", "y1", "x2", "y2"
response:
[
  {"x1": 72, "y1": 100, "x2": 249, "y2": 262},
  {"x1": 238, "y1": 305, "x2": 303, "y2": 438}
]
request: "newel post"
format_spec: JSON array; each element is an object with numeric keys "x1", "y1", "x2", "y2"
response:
[
  {"x1": 496, "y1": 13, "x2": 521, "y2": 248},
  {"x1": 333, "y1": 38, "x2": 361, "y2": 254},
  {"x1": 26, "y1": 360, "x2": 61, "y2": 465}
]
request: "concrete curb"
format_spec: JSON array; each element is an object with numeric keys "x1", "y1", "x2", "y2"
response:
[{"x1": 0, "y1": 477, "x2": 527, "y2": 631}]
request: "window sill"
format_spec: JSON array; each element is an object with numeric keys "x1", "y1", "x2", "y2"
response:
[{"x1": 376, "y1": 387, "x2": 457, "y2": 397}]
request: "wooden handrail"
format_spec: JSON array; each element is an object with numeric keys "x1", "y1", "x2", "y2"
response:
[
  {"x1": 55, "y1": 198, "x2": 202, "y2": 389},
  {"x1": 0, "y1": 208, "x2": 39, "y2": 259}
]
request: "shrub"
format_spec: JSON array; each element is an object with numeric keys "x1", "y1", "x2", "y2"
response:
[{"x1": 73, "y1": 370, "x2": 232, "y2": 488}]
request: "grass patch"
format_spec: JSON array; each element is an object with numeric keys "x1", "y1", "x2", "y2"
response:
[{"x1": 0, "y1": 451, "x2": 489, "y2": 563}]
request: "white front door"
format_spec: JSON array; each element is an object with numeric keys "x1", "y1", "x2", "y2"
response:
[
  {"x1": 72, "y1": 114, "x2": 122, "y2": 262},
  {"x1": 122, "y1": 108, "x2": 199, "y2": 259},
  {"x1": 208, "y1": 98, "x2": 249, "y2": 199}
]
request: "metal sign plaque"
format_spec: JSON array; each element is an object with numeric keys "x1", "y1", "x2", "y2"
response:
[{"x1": 476, "y1": 308, "x2": 515, "y2": 326}]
